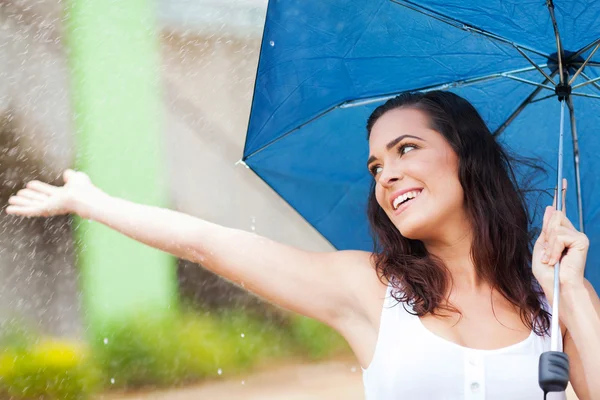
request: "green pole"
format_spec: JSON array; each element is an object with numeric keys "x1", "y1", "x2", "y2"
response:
[{"x1": 64, "y1": 0, "x2": 178, "y2": 331}]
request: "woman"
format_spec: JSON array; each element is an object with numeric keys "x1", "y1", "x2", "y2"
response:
[{"x1": 5, "y1": 91, "x2": 600, "y2": 399}]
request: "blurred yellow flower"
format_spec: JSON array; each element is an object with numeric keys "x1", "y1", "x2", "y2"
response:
[
  {"x1": 30, "y1": 339, "x2": 87, "y2": 370},
  {"x1": 0, "y1": 351, "x2": 17, "y2": 376}
]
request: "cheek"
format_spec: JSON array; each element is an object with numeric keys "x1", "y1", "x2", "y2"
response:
[
  {"x1": 415, "y1": 152, "x2": 459, "y2": 190},
  {"x1": 374, "y1": 184, "x2": 389, "y2": 211}
]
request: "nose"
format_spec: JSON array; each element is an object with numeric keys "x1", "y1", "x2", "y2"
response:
[{"x1": 378, "y1": 164, "x2": 404, "y2": 188}]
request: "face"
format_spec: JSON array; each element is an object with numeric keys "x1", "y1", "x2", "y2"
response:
[{"x1": 367, "y1": 107, "x2": 465, "y2": 241}]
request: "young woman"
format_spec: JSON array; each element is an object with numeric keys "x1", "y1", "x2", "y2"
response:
[{"x1": 6, "y1": 91, "x2": 600, "y2": 399}]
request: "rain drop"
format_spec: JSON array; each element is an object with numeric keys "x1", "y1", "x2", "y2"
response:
[
  {"x1": 269, "y1": 40, "x2": 275, "y2": 46},
  {"x1": 217, "y1": 368, "x2": 223, "y2": 375},
  {"x1": 110, "y1": 378, "x2": 115, "y2": 384},
  {"x1": 240, "y1": 333, "x2": 245, "y2": 338},
  {"x1": 103, "y1": 338, "x2": 109, "y2": 344}
]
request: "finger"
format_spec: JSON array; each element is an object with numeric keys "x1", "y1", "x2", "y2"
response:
[
  {"x1": 543, "y1": 210, "x2": 564, "y2": 256},
  {"x1": 543, "y1": 223, "x2": 565, "y2": 265},
  {"x1": 547, "y1": 229, "x2": 581, "y2": 265},
  {"x1": 17, "y1": 188, "x2": 48, "y2": 202},
  {"x1": 5, "y1": 205, "x2": 44, "y2": 217},
  {"x1": 548, "y1": 209, "x2": 562, "y2": 234},
  {"x1": 542, "y1": 229, "x2": 556, "y2": 264},
  {"x1": 559, "y1": 209, "x2": 576, "y2": 231},
  {"x1": 546, "y1": 225, "x2": 589, "y2": 265},
  {"x1": 543, "y1": 206, "x2": 562, "y2": 238},
  {"x1": 545, "y1": 228, "x2": 564, "y2": 265},
  {"x1": 8, "y1": 196, "x2": 38, "y2": 207},
  {"x1": 26, "y1": 180, "x2": 58, "y2": 196},
  {"x1": 549, "y1": 199, "x2": 577, "y2": 232},
  {"x1": 63, "y1": 169, "x2": 77, "y2": 183},
  {"x1": 542, "y1": 206, "x2": 553, "y2": 231},
  {"x1": 539, "y1": 206, "x2": 554, "y2": 244}
]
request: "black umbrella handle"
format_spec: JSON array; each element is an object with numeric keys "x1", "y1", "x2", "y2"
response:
[
  {"x1": 539, "y1": 351, "x2": 570, "y2": 397},
  {"x1": 538, "y1": 100, "x2": 570, "y2": 397}
]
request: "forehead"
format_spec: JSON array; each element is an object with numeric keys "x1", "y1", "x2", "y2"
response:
[{"x1": 369, "y1": 107, "x2": 432, "y2": 149}]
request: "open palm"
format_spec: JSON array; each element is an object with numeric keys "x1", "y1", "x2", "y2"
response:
[{"x1": 5, "y1": 169, "x2": 97, "y2": 218}]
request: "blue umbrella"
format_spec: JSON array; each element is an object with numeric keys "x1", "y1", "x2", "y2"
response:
[
  {"x1": 244, "y1": 0, "x2": 600, "y2": 283},
  {"x1": 243, "y1": 1, "x2": 599, "y2": 389}
]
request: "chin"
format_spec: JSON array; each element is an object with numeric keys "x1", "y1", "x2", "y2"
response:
[
  {"x1": 392, "y1": 215, "x2": 428, "y2": 240},
  {"x1": 397, "y1": 227, "x2": 423, "y2": 240}
]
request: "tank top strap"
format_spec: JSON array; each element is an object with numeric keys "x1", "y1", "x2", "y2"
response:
[{"x1": 383, "y1": 282, "x2": 417, "y2": 324}]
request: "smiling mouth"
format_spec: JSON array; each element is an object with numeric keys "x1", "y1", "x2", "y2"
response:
[{"x1": 392, "y1": 190, "x2": 422, "y2": 210}]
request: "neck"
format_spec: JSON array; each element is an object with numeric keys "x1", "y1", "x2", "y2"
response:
[{"x1": 423, "y1": 221, "x2": 483, "y2": 292}]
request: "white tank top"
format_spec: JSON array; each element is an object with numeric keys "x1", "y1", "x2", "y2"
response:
[{"x1": 362, "y1": 284, "x2": 566, "y2": 400}]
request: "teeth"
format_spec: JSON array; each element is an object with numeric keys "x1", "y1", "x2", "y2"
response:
[{"x1": 393, "y1": 190, "x2": 421, "y2": 209}]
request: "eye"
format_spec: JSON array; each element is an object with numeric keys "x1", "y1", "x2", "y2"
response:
[
  {"x1": 398, "y1": 143, "x2": 418, "y2": 155},
  {"x1": 369, "y1": 165, "x2": 383, "y2": 177}
]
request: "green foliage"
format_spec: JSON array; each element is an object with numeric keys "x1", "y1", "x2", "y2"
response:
[
  {"x1": 0, "y1": 338, "x2": 100, "y2": 400},
  {"x1": 288, "y1": 315, "x2": 349, "y2": 359},
  {"x1": 0, "y1": 310, "x2": 350, "y2": 398}
]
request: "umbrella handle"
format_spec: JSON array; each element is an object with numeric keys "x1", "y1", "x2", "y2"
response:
[
  {"x1": 539, "y1": 351, "x2": 570, "y2": 395},
  {"x1": 538, "y1": 99, "x2": 570, "y2": 396}
]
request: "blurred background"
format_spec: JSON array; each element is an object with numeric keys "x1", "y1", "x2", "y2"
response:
[{"x1": 0, "y1": 0, "x2": 363, "y2": 398}]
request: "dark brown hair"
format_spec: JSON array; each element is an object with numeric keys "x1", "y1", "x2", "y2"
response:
[{"x1": 366, "y1": 91, "x2": 550, "y2": 335}]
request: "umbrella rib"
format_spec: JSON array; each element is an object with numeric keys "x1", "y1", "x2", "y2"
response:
[
  {"x1": 514, "y1": 47, "x2": 556, "y2": 85},
  {"x1": 340, "y1": 65, "x2": 546, "y2": 108},
  {"x1": 568, "y1": 43, "x2": 600, "y2": 85},
  {"x1": 493, "y1": 70, "x2": 559, "y2": 137},
  {"x1": 388, "y1": 0, "x2": 550, "y2": 60},
  {"x1": 243, "y1": 103, "x2": 343, "y2": 160},
  {"x1": 573, "y1": 61, "x2": 600, "y2": 67},
  {"x1": 568, "y1": 37, "x2": 600, "y2": 62},
  {"x1": 579, "y1": 72, "x2": 600, "y2": 93},
  {"x1": 245, "y1": 66, "x2": 546, "y2": 160},
  {"x1": 501, "y1": 75, "x2": 554, "y2": 91},
  {"x1": 570, "y1": 92, "x2": 600, "y2": 100},
  {"x1": 529, "y1": 93, "x2": 558, "y2": 104},
  {"x1": 546, "y1": 0, "x2": 565, "y2": 84},
  {"x1": 572, "y1": 75, "x2": 600, "y2": 90}
]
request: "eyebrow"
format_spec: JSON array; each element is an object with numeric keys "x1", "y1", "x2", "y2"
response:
[{"x1": 366, "y1": 134, "x2": 425, "y2": 166}]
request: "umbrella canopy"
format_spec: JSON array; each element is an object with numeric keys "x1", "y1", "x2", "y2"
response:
[{"x1": 243, "y1": 0, "x2": 600, "y2": 290}]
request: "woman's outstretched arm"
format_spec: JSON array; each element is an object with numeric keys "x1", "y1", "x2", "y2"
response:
[{"x1": 5, "y1": 170, "x2": 377, "y2": 329}]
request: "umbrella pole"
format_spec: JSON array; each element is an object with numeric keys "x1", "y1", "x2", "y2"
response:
[
  {"x1": 538, "y1": 97, "x2": 570, "y2": 397},
  {"x1": 551, "y1": 100, "x2": 566, "y2": 354},
  {"x1": 539, "y1": 4, "x2": 572, "y2": 394}
]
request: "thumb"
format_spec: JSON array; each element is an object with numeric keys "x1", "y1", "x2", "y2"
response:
[{"x1": 63, "y1": 169, "x2": 77, "y2": 183}]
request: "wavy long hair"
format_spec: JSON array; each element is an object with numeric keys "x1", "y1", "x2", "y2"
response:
[{"x1": 366, "y1": 91, "x2": 550, "y2": 335}]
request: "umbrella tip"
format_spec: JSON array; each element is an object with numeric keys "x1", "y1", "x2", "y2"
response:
[{"x1": 235, "y1": 159, "x2": 250, "y2": 169}]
